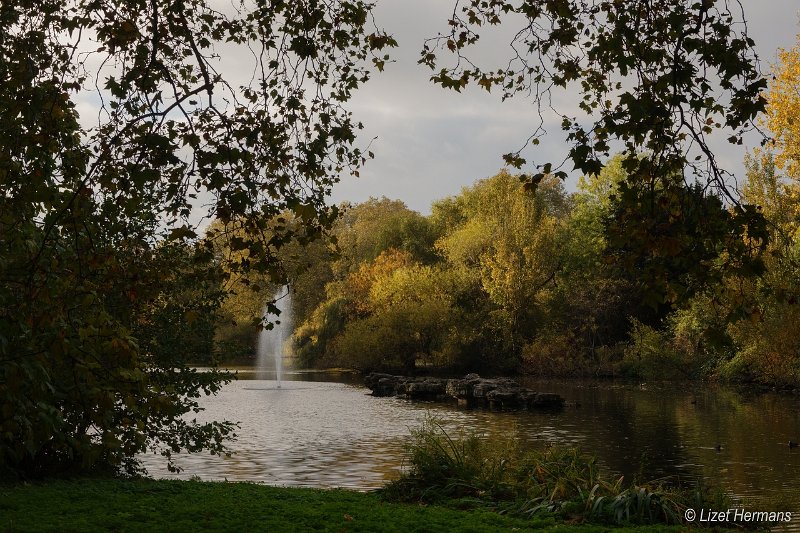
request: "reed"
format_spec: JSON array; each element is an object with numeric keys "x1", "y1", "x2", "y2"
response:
[{"x1": 383, "y1": 417, "x2": 749, "y2": 527}]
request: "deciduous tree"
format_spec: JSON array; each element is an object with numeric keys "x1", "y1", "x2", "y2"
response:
[
  {"x1": 423, "y1": 0, "x2": 770, "y2": 304},
  {"x1": 0, "y1": 0, "x2": 393, "y2": 477},
  {"x1": 765, "y1": 34, "x2": 800, "y2": 182}
]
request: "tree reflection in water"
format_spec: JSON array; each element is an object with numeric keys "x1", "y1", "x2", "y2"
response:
[{"x1": 140, "y1": 372, "x2": 800, "y2": 514}]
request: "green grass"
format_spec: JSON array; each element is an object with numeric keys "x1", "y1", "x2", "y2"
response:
[{"x1": 0, "y1": 478, "x2": 707, "y2": 532}]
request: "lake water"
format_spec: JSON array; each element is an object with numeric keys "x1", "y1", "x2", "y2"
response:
[{"x1": 140, "y1": 370, "x2": 800, "y2": 520}]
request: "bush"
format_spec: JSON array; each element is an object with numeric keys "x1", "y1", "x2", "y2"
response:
[
  {"x1": 723, "y1": 302, "x2": 800, "y2": 387},
  {"x1": 621, "y1": 319, "x2": 703, "y2": 380},
  {"x1": 383, "y1": 418, "x2": 734, "y2": 526},
  {"x1": 521, "y1": 330, "x2": 583, "y2": 376},
  {"x1": 382, "y1": 418, "x2": 519, "y2": 504}
]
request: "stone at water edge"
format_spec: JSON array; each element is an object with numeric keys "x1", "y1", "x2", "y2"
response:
[
  {"x1": 363, "y1": 372, "x2": 403, "y2": 397},
  {"x1": 363, "y1": 372, "x2": 565, "y2": 410},
  {"x1": 397, "y1": 379, "x2": 447, "y2": 400}
]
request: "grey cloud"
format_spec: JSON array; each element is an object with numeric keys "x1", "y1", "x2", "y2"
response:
[{"x1": 331, "y1": 1, "x2": 800, "y2": 213}]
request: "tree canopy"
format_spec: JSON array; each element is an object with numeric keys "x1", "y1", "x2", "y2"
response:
[
  {"x1": 0, "y1": 0, "x2": 394, "y2": 477},
  {"x1": 421, "y1": 0, "x2": 770, "y2": 305},
  {"x1": 423, "y1": 0, "x2": 765, "y2": 185},
  {"x1": 765, "y1": 33, "x2": 800, "y2": 183}
]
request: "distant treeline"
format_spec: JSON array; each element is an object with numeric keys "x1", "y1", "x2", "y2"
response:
[
  {"x1": 206, "y1": 36, "x2": 800, "y2": 386},
  {"x1": 209, "y1": 152, "x2": 800, "y2": 387}
]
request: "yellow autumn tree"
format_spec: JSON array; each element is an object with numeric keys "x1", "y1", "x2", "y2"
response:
[
  {"x1": 764, "y1": 33, "x2": 800, "y2": 198},
  {"x1": 719, "y1": 35, "x2": 800, "y2": 387}
]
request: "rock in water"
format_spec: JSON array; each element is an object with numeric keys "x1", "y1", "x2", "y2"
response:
[{"x1": 364, "y1": 373, "x2": 565, "y2": 411}]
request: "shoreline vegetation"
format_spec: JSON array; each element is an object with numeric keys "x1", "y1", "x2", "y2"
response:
[
  {"x1": 220, "y1": 365, "x2": 800, "y2": 398},
  {"x1": 213, "y1": 161, "x2": 800, "y2": 391}
]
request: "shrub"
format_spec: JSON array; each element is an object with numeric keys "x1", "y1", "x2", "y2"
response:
[
  {"x1": 382, "y1": 418, "x2": 519, "y2": 504},
  {"x1": 622, "y1": 319, "x2": 704, "y2": 380},
  {"x1": 383, "y1": 418, "x2": 735, "y2": 527},
  {"x1": 521, "y1": 330, "x2": 583, "y2": 376}
]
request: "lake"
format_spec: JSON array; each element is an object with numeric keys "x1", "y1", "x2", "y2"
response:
[{"x1": 140, "y1": 370, "x2": 800, "y2": 518}]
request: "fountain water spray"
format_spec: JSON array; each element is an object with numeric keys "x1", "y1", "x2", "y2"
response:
[{"x1": 256, "y1": 287, "x2": 292, "y2": 388}]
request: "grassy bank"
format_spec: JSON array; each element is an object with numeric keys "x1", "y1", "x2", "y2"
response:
[{"x1": 0, "y1": 478, "x2": 708, "y2": 532}]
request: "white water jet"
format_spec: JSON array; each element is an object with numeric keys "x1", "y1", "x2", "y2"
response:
[{"x1": 256, "y1": 287, "x2": 292, "y2": 388}]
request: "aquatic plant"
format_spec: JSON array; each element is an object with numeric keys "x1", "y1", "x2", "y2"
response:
[
  {"x1": 383, "y1": 418, "x2": 740, "y2": 527},
  {"x1": 381, "y1": 418, "x2": 519, "y2": 503}
]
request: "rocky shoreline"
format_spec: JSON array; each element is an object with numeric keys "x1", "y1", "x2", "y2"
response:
[{"x1": 363, "y1": 373, "x2": 565, "y2": 410}]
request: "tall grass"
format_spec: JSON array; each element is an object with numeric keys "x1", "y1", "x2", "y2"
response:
[
  {"x1": 382, "y1": 417, "x2": 739, "y2": 527},
  {"x1": 381, "y1": 418, "x2": 520, "y2": 504}
]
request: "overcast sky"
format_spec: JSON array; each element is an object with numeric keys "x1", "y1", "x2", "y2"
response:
[{"x1": 328, "y1": 1, "x2": 800, "y2": 214}]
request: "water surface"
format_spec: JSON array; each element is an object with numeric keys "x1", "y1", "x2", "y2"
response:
[{"x1": 140, "y1": 371, "x2": 800, "y2": 518}]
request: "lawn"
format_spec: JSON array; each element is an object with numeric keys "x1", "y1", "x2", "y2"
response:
[{"x1": 0, "y1": 478, "x2": 706, "y2": 532}]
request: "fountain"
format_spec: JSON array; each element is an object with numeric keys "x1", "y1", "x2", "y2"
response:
[{"x1": 256, "y1": 287, "x2": 293, "y2": 388}]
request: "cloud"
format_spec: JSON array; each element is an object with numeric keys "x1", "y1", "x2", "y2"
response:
[{"x1": 331, "y1": 0, "x2": 800, "y2": 214}]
